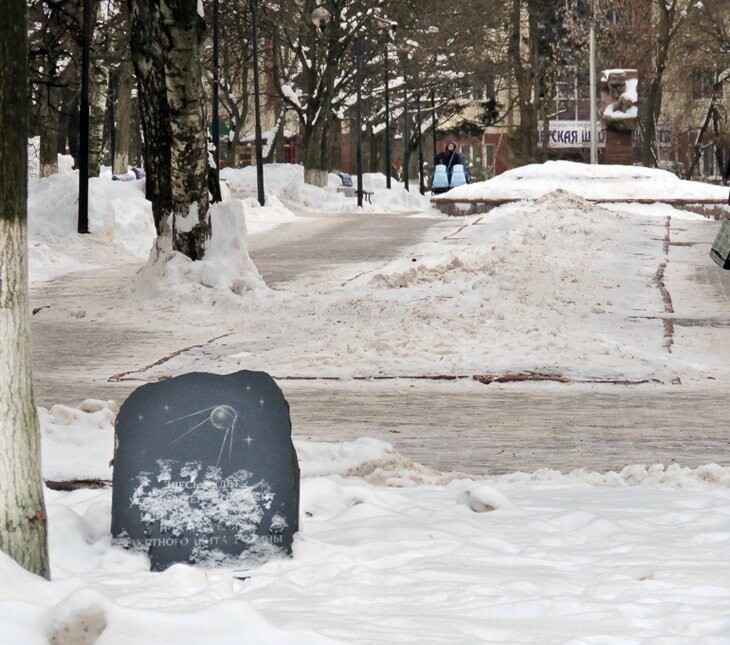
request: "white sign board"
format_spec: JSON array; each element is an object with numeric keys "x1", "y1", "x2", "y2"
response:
[{"x1": 537, "y1": 121, "x2": 606, "y2": 149}]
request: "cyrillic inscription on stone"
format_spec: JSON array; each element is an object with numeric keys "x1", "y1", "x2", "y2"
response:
[{"x1": 111, "y1": 370, "x2": 299, "y2": 571}]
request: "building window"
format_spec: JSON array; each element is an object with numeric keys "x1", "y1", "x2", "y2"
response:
[
  {"x1": 692, "y1": 70, "x2": 722, "y2": 99},
  {"x1": 702, "y1": 146, "x2": 720, "y2": 179}
]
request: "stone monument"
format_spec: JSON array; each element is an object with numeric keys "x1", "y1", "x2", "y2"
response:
[
  {"x1": 600, "y1": 68, "x2": 639, "y2": 165},
  {"x1": 111, "y1": 370, "x2": 299, "y2": 571}
]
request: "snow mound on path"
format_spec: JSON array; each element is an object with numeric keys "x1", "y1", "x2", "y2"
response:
[
  {"x1": 281, "y1": 189, "x2": 660, "y2": 381},
  {"x1": 132, "y1": 199, "x2": 265, "y2": 299},
  {"x1": 441, "y1": 159, "x2": 730, "y2": 202},
  {"x1": 373, "y1": 190, "x2": 621, "y2": 288}
]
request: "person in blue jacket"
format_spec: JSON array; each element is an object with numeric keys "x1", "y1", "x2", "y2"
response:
[
  {"x1": 434, "y1": 140, "x2": 464, "y2": 169},
  {"x1": 431, "y1": 140, "x2": 470, "y2": 193}
]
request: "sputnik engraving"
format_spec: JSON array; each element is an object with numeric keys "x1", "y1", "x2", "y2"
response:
[{"x1": 167, "y1": 404, "x2": 242, "y2": 465}]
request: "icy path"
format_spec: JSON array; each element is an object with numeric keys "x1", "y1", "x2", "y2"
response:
[{"x1": 29, "y1": 209, "x2": 729, "y2": 476}]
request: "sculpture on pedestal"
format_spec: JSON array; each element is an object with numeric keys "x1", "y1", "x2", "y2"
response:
[{"x1": 600, "y1": 69, "x2": 639, "y2": 163}]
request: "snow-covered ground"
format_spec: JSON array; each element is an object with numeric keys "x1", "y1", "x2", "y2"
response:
[
  {"x1": 5, "y1": 161, "x2": 729, "y2": 643},
  {"x1": 6, "y1": 437, "x2": 730, "y2": 643},
  {"x1": 437, "y1": 160, "x2": 730, "y2": 203}
]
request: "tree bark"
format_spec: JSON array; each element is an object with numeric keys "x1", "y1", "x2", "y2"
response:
[
  {"x1": 302, "y1": 117, "x2": 330, "y2": 187},
  {"x1": 0, "y1": 0, "x2": 50, "y2": 580},
  {"x1": 113, "y1": 3, "x2": 133, "y2": 175},
  {"x1": 162, "y1": 0, "x2": 210, "y2": 259},
  {"x1": 128, "y1": 0, "x2": 210, "y2": 259},
  {"x1": 113, "y1": 57, "x2": 133, "y2": 175},
  {"x1": 88, "y1": 58, "x2": 109, "y2": 178},
  {"x1": 128, "y1": 0, "x2": 173, "y2": 237},
  {"x1": 38, "y1": 80, "x2": 60, "y2": 177},
  {"x1": 508, "y1": 0, "x2": 537, "y2": 166}
]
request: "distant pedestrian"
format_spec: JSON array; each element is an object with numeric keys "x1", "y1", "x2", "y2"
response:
[
  {"x1": 431, "y1": 140, "x2": 470, "y2": 193},
  {"x1": 434, "y1": 140, "x2": 465, "y2": 170}
]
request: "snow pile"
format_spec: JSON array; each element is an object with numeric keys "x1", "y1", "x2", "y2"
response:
[
  {"x1": 39, "y1": 399, "x2": 117, "y2": 482},
  {"x1": 4, "y1": 433, "x2": 730, "y2": 643},
  {"x1": 221, "y1": 163, "x2": 432, "y2": 214},
  {"x1": 28, "y1": 172, "x2": 156, "y2": 284},
  {"x1": 27, "y1": 137, "x2": 75, "y2": 180},
  {"x1": 297, "y1": 437, "x2": 465, "y2": 486},
  {"x1": 438, "y1": 160, "x2": 730, "y2": 202},
  {"x1": 205, "y1": 190, "x2": 670, "y2": 381},
  {"x1": 133, "y1": 199, "x2": 265, "y2": 298}
]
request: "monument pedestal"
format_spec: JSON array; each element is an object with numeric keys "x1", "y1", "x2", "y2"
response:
[{"x1": 604, "y1": 129, "x2": 634, "y2": 165}]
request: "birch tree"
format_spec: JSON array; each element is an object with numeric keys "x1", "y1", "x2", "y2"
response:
[
  {"x1": 127, "y1": 0, "x2": 211, "y2": 260},
  {"x1": 0, "y1": 0, "x2": 51, "y2": 579}
]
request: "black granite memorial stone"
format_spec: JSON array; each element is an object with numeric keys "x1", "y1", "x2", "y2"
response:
[{"x1": 111, "y1": 370, "x2": 299, "y2": 571}]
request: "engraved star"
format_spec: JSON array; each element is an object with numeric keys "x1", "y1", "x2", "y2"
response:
[
  {"x1": 246, "y1": 385, "x2": 251, "y2": 392},
  {"x1": 137, "y1": 414, "x2": 144, "y2": 422},
  {"x1": 245, "y1": 436, "x2": 253, "y2": 446},
  {"x1": 258, "y1": 398, "x2": 265, "y2": 406}
]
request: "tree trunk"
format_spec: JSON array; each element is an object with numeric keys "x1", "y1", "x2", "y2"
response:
[
  {"x1": 128, "y1": 0, "x2": 210, "y2": 259},
  {"x1": 162, "y1": 0, "x2": 210, "y2": 258},
  {"x1": 642, "y1": 5, "x2": 672, "y2": 167},
  {"x1": 88, "y1": 59, "x2": 109, "y2": 177},
  {"x1": 113, "y1": 57, "x2": 133, "y2": 175},
  {"x1": 368, "y1": 128, "x2": 382, "y2": 174},
  {"x1": 226, "y1": 126, "x2": 239, "y2": 167},
  {"x1": 0, "y1": 0, "x2": 50, "y2": 580},
  {"x1": 508, "y1": 0, "x2": 537, "y2": 166},
  {"x1": 302, "y1": 117, "x2": 330, "y2": 187},
  {"x1": 113, "y1": 3, "x2": 133, "y2": 175},
  {"x1": 642, "y1": 75, "x2": 663, "y2": 168},
  {"x1": 38, "y1": 80, "x2": 60, "y2": 177},
  {"x1": 128, "y1": 0, "x2": 173, "y2": 237}
]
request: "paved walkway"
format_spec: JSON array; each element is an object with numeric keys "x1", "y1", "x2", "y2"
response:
[
  {"x1": 283, "y1": 382, "x2": 729, "y2": 475},
  {"x1": 29, "y1": 209, "x2": 730, "y2": 476},
  {"x1": 247, "y1": 211, "x2": 441, "y2": 287}
]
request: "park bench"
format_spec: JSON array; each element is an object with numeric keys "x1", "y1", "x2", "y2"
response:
[{"x1": 337, "y1": 172, "x2": 374, "y2": 203}]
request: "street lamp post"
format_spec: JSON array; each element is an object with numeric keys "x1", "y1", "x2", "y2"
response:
[
  {"x1": 378, "y1": 20, "x2": 396, "y2": 189},
  {"x1": 402, "y1": 86, "x2": 409, "y2": 191},
  {"x1": 431, "y1": 89, "x2": 437, "y2": 169},
  {"x1": 416, "y1": 93, "x2": 424, "y2": 195},
  {"x1": 384, "y1": 41, "x2": 391, "y2": 189},
  {"x1": 250, "y1": 0, "x2": 265, "y2": 205},
  {"x1": 589, "y1": 1, "x2": 598, "y2": 164},
  {"x1": 354, "y1": 35, "x2": 364, "y2": 207},
  {"x1": 78, "y1": 0, "x2": 91, "y2": 234}
]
